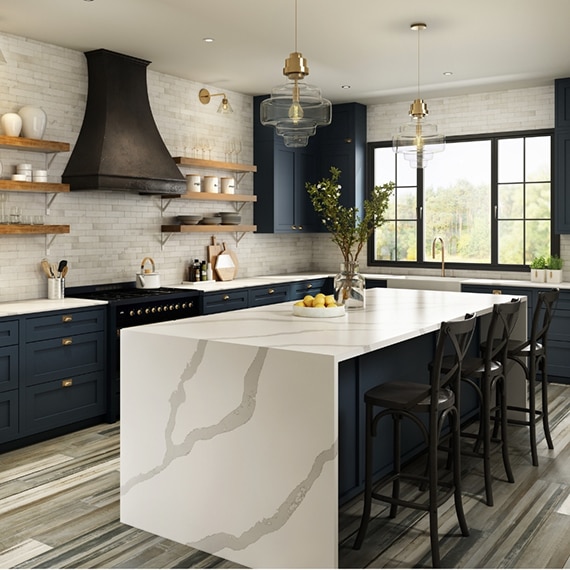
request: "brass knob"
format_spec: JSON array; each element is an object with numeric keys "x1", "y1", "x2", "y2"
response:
[
  {"x1": 268, "y1": 289, "x2": 275, "y2": 294},
  {"x1": 62, "y1": 315, "x2": 73, "y2": 323},
  {"x1": 61, "y1": 378, "x2": 73, "y2": 388},
  {"x1": 306, "y1": 284, "x2": 312, "y2": 289},
  {"x1": 223, "y1": 295, "x2": 230, "y2": 301},
  {"x1": 62, "y1": 338, "x2": 73, "y2": 346}
]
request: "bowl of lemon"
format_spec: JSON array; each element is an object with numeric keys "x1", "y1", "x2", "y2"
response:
[{"x1": 292, "y1": 293, "x2": 346, "y2": 318}]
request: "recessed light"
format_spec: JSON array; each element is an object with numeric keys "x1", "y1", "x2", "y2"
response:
[
  {"x1": 341, "y1": 85, "x2": 351, "y2": 89},
  {"x1": 202, "y1": 38, "x2": 215, "y2": 43},
  {"x1": 443, "y1": 71, "x2": 453, "y2": 76}
]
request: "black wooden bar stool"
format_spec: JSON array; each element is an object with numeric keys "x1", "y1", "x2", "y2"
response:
[
  {"x1": 500, "y1": 288, "x2": 559, "y2": 466},
  {"x1": 353, "y1": 314, "x2": 476, "y2": 568},
  {"x1": 449, "y1": 298, "x2": 521, "y2": 506}
]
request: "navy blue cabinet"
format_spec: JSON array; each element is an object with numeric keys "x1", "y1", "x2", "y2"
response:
[
  {"x1": 253, "y1": 95, "x2": 321, "y2": 233},
  {"x1": 201, "y1": 288, "x2": 249, "y2": 314},
  {"x1": 554, "y1": 78, "x2": 570, "y2": 233},
  {"x1": 0, "y1": 320, "x2": 19, "y2": 443},
  {"x1": 253, "y1": 99, "x2": 366, "y2": 233},
  {"x1": 290, "y1": 277, "x2": 331, "y2": 299},
  {"x1": 249, "y1": 284, "x2": 290, "y2": 307}
]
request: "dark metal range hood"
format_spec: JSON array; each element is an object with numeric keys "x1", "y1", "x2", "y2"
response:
[{"x1": 63, "y1": 49, "x2": 185, "y2": 194}]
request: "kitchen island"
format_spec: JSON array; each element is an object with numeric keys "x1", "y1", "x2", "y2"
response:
[{"x1": 120, "y1": 288, "x2": 526, "y2": 569}]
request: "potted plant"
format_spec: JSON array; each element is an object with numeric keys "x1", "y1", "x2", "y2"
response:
[
  {"x1": 306, "y1": 167, "x2": 393, "y2": 309},
  {"x1": 530, "y1": 256, "x2": 547, "y2": 282},
  {"x1": 546, "y1": 254, "x2": 564, "y2": 283}
]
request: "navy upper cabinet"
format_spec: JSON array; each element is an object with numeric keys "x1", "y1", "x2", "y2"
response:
[
  {"x1": 253, "y1": 95, "x2": 320, "y2": 233},
  {"x1": 554, "y1": 78, "x2": 570, "y2": 233},
  {"x1": 316, "y1": 103, "x2": 367, "y2": 211},
  {"x1": 253, "y1": 98, "x2": 366, "y2": 233}
]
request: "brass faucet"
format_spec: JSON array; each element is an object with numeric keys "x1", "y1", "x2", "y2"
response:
[{"x1": 432, "y1": 237, "x2": 445, "y2": 277}]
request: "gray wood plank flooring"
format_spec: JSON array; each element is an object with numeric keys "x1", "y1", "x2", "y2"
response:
[{"x1": 0, "y1": 383, "x2": 568, "y2": 568}]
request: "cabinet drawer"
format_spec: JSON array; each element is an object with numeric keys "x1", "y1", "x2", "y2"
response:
[
  {"x1": 25, "y1": 308, "x2": 105, "y2": 342},
  {"x1": 0, "y1": 319, "x2": 18, "y2": 347},
  {"x1": 249, "y1": 284, "x2": 290, "y2": 307},
  {"x1": 0, "y1": 390, "x2": 18, "y2": 443},
  {"x1": 24, "y1": 331, "x2": 105, "y2": 386},
  {"x1": 290, "y1": 278, "x2": 329, "y2": 299},
  {"x1": 23, "y1": 371, "x2": 105, "y2": 435},
  {"x1": 201, "y1": 289, "x2": 249, "y2": 315},
  {"x1": 0, "y1": 345, "x2": 18, "y2": 393}
]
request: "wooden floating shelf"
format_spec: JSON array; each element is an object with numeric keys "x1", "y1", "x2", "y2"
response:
[
  {"x1": 174, "y1": 192, "x2": 256, "y2": 202},
  {"x1": 0, "y1": 135, "x2": 70, "y2": 153},
  {"x1": 0, "y1": 180, "x2": 70, "y2": 193},
  {"x1": 161, "y1": 224, "x2": 256, "y2": 233},
  {"x1": 173, "y1": 157, "x2": 257, "y2": 173},
  {"x1": 0, "y1": 224, "x2": 70, "y2": 235}
]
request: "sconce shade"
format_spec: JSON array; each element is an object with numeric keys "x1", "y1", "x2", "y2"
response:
[{"x1": 199, "y1": 88, "x2": 233, "y2": 115}]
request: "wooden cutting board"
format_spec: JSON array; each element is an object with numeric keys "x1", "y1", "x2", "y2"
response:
[{"x1": 207, "y1": 236, "x2": 222, "y2": 277}]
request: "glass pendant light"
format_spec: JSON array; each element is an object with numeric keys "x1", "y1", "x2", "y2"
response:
[
  {"x1": 260, "y1": 0, "x2": 332, "y2": 147},
  {"x1": 393, "y1": 23, "x2": 445, "y2": 168}
]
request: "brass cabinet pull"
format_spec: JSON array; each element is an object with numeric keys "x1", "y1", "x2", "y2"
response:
[
  {"x1": 61, "y1": 378, "x2": 73, "y2": 388},
  {"x1": 62, "y1": 315, "x2": 73, "y2": 323},
  {"x1": 492, "y1": 289, "x2": 503, "y2": 295},
  {"x1": 291, "y1": 225, "x2": 297, "y2": 230},
  {"x1": 306, "y1": 284, "x2": 312, "y2": 289},
  {"x1": 62, "y1": 337, "x2": 73, "y2": 346},
  {"x1": 298, "y1": 225, "x2": 303, "y2": 230},
  {"x1": 223, "y1": 295, "x2": 230, "y2": 301},
  {"x1": 268, "y1": 289, "x2": 275, "y2": 294}
]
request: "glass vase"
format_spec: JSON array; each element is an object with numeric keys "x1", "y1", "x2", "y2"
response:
[{"x1": 334, "y1": 261, "x2": 366, "y2": 310}]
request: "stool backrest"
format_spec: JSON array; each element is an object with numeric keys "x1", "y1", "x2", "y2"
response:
[
  {"x1": 484, "y1": 298, "x2": 522, "y2": 369},
  {"x1": 530, "y1": 288, "x2": 559, "y2": 352},
  {"x1": 431, "y1": 314, "x2": 477, "y2": 405}
]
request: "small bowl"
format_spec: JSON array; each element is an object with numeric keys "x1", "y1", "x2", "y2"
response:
[
  {"x1": 201, "y1": 216, "x2": 222, "y2": 225},
  {"x1": 177, "y1": 215, "x2": 202, "y2": 225}
]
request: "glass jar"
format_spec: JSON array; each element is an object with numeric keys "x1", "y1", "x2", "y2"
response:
[{"x1": 334, "y1": 261, "x2": 366, "y2": 310}]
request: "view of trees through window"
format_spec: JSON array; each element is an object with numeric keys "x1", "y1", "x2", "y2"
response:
[{"x1": 371, "y1": 132, "x2": 553, "y2": 267}]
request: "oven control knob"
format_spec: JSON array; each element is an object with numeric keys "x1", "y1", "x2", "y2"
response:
[
  {"x1": 145, "y1": 308, "x2": 150, "y2": 315},
  {"x1": 169, "y1": 305, "x2": 174, "y2": 311},
  {"x1": 137, "y1": 309, "x2": 143, "y2": 316},
  {"x1": 151, "y1": 307, "x2": 156, "y2": 313},
  {"x1": 182, "y1": 303, "x2": 187, "y2": 309},
  {"x1": 157, "y1": 306, "x2": 162, "y2": 312},
  {"x1": 129, "y1": 310, "x2": 135, "y2": 317}
]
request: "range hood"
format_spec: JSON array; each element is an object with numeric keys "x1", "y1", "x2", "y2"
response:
[{"x1": 63, "y1": 49, "x2": 185, "y2": 194}]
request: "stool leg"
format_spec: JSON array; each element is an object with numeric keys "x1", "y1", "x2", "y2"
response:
[
  {"x1": 540, "y1": 358, "x2": 554, "y2": 450},
  {"x1": 498, "y1": 377, "x2": 514, "y2": 483},
  {"x1": 529, "y1": 358, "x2": 539, "y2": 467},
  {"x1": 390, "y1": 413, "x2": 401, "y2": 518},
  {"x1": 481, "y1": 377, "x2": 493, "y2": 506},
  {"x1": 429, "y1": 420, "x2": 441, "y2": 568},
  {"x1": 451, "y1": 409, "x2": 470, "y2": 538},
  {"x1": 354, "y1": 402, "x2": 374, "y2": 549}
]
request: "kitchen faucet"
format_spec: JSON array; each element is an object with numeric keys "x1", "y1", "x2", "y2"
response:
[{"x1": 432, "y1": 237, "x2": 445, "y2": 277}]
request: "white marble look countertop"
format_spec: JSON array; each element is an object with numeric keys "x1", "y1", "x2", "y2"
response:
[
  {"x1": 128, "y1": 287, "x2": 522, "y2": 363},
  {"x1": 0, "y1": 297, "x2": 107, "y2": 317}
]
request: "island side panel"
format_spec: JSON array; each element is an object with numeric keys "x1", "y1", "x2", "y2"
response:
[{"x1": 120, "y1": 330, "x2": 339, "y2": 569}]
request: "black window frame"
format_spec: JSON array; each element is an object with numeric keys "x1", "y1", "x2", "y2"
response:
[{"x1": 366, "y1": 129, "x2": 559, "y2": 272}]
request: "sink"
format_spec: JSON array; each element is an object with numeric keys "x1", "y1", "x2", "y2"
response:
[{"x1": 386, "y1": 275, "x2": 462, "y2": 292}]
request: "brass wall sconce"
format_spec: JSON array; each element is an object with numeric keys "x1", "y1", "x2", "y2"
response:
[{"x1": 199, "y1": 88, "x2": 233, "y2": 114}]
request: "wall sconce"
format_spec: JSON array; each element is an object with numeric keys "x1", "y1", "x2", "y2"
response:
[{"x1": 199, "y1": 88, "x2": 233, "y2": 114}]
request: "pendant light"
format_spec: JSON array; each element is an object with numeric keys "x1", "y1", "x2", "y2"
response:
[
  {"x1": 260, "y1": 0, "x2": 332, "y2": 147},
  {"x1": 393, "y1": 23, "x2": 445, "y2": 169}
]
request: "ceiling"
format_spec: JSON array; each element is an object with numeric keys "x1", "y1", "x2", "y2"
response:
[{"x1": 1, "y1": 0, "x2": 570, "y2": 105}]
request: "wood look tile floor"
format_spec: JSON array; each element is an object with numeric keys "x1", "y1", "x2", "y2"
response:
[{"x1": 0, "y1": 383, "x2": 569, "y2": 569}]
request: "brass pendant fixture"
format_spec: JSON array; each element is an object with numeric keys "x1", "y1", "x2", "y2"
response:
[
  {"x1": 393, "y1": 23, "x2": 445, "y2": 169},
  {"x1": 260, "y1": 0, "x2": 332, "y2": 147}
]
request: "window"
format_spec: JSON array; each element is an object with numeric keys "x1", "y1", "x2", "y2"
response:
[{"x1": 370, "y1": 131, "x2": 556, "y2": 269}]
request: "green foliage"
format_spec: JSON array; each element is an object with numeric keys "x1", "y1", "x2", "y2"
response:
[
  {"x1": 546, "y1": 255, "x2": 563, "y2": 270},
  {"x1": 306, "y1": 167, "x2": 393, "y2": 264},
  {"x1": 530, "y1": 255, "x2": 547, "y2": 269}
]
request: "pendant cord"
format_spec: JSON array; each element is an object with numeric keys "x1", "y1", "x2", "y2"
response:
[
  {"x1": 416, "y1": 26, "x2": 421, "y2": 100},
  {"x1": 294, "y1": 0, "x2": 298, "y2": 52}
]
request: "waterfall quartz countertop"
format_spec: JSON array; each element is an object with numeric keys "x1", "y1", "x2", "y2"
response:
[
  {"x1": 120, "y1": 287, "x2": 526, "y2": 569},
  {"x1": 0, "y1": 297, "x2": 107, "y2": 316}
]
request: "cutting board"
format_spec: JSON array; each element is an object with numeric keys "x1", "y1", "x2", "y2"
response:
[
  {"x1": 215, "y1": 245, "x2": 236, "y2": 281},
  {"x1": 222, "y1": 241, "x2": 239, "y2": 278},
  {"x1": 207, "y1": 236, "x2": 222, "y2": 277}
]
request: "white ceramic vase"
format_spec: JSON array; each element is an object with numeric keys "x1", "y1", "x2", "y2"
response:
[
  {"x1": 1, "y1": 113, "x2": 23, "y2": 137},
  {"x1": 18, "y1": 106, "x2": 47, "y2": 139}
]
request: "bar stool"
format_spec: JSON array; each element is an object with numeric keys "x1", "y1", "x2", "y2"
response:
[
  {"x1": 451, "y1": 298, "x2": 521, "y2": 507},
  {"x1": 502, "y1": 288, "x2": 559, "y2": 466},
  {"x1": 353, "y1": 314, "x2": 476, "y2": 568}
]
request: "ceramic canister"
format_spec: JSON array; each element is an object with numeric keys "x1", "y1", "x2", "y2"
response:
[
  {"x1": 203, "y1": 176, "x2": 219, "y2": 193},
  {"x1": 18, "y1": 106, "x2": 47, "y2": 139},
  {"x1": 186, "y1": 174, "x2": 201, "y2": 193},
  {"x1": 1, "y1": 113, "x2": 23, "y2": 137},
  {"x1": 221, "y1": 177, "x2": 235, "y2": 194}
]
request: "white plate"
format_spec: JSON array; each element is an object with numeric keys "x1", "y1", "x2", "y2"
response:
[{"x1": 292, "y1": 304, "x2": 345, "y2": 318}]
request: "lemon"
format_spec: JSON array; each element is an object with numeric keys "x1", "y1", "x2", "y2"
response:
[
  {"x1": 294, "y1": 301, "x2": 305, "y2": 307},
  {"x1": 326, "y1": 302, "x2": 338, "y2": 308},
  {"x1": 314, "y1": 293, "x2": 326, "y2": 302},
  {"x1": 313, "y1": 301, "x2": 326, "y2": 308},
  {"x1": 303, "y1": 295, "x2": 314, "y2": 307},
  {"x1": 325, "y1": 294, "x2": 336, "y2": 305}
]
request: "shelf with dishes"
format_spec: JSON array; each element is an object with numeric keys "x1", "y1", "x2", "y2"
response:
[
  {"x1": 0, "y1": 135, "x2": 70, "y2": 154},
  {"x1": 0, "y1": 180, "x2": 70, "y2": 193}
]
